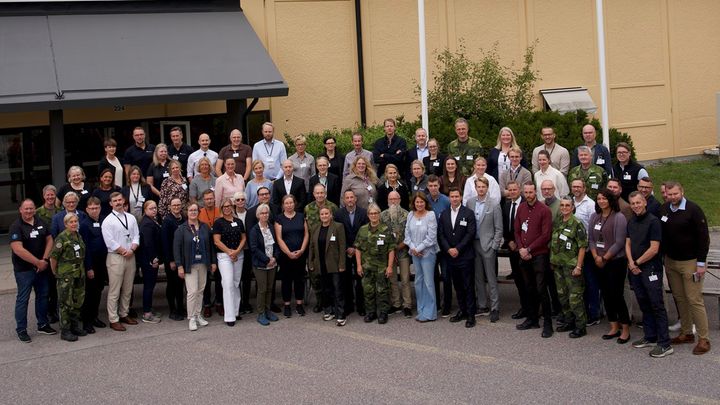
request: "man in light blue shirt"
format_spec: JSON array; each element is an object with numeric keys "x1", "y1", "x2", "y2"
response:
[
  {"x1": 426, "y1": 175, "x2": 450, "y2": 220},
  {"x1": 252, "y1": 122, "x2": 287, "y2": 181}
]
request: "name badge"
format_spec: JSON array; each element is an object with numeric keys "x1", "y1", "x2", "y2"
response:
[
  {"x1": 172, "y1": 155, "x2": 179, "y2": 160},
  {"x1": 376, "y1": 239, "x2": 384, "y2": 246},
  {"x1": 596, "y1": 242, "x2": 605, "y2": 249},
  {"x1": 181, "y1": 184, "x2": 188, "y2": 190},
  {"x1": 81, "y1": 190, "x2": 89, "y2": 195},
  {"x1": 459, "y1": 220, "x2": 467, "y2": 227},
  {"x1": 594, "y1": 223, "x2": 602, "y2": 230},
  {"x1": 231, "y1": 222, "x2": 238, "y2": 227},
  {"x1": 559, "y1": 234, "x2": 568, "y2": 241},
  {"x1": 566, "y1": 242, "x2": 572, "y2": 250},
  {"x1": 300, "y1": 163, "x2": 307, "y2": 168},
  {"x1": 233, "y1": 152, "x2": 240, "y2": 158},
  {"x1": 415, "y1": 220, "x2": 422, "y2": 226},
  {"x1": 564, "y1": 228, "x2": 571, "y2": 232},
  {"x1": 366, "y1": 185, "x2": 373, "y2": 191},
  {"x1": 195, "y1": 254, "x2": 203, "y2": 260},
  {"x1": 330, "y1": 235, "x2": 336, "y2": 241},
  {"x1": 466, "y1": 155, "x2": 473, "y2": 160},
  {"x1": 73, "y1": 244, "x2": 81, "y2": 251},
  {"x1": 93, "y1": 222, "x2": 100, "y2": 228},
  {"x1": 623, "y1": 174, "x2": 631, "y2": 180},
  {"x1": 163, "y1": 172, "x2": 170, "y2": 178},
  {"x1": 591, "y1": 184, "x2": 599, "y2": 189},
  {"x1": 414, "y1": 186, "x2": 419, "y2": 190},
  {"x1": 138, "y1": 196, "x2": 146, "y2": 203},
  {"x1": 136, "y1": 201, "x2": 143, "y2": 208},
  {"x1": 29, "y1": 230, "x2": 38, "y2": 238},
  {"x1": 368, "y1": 197, "x2": 373, "y2": 203},
  {"x1": 596, "y1": 157, "x2": 605, "y2": 165},
  {"x1": 266, "y1": 157, "x2": 274, "y2": 163},
  {"x1": 660, "y1": 215, "x2": 668, "y2": 222},
  {"x1": 433, "y1": 161, "x2": 440, "y2": 167},
  {"x1": 649, "y1": 274, "x2": 658, "y2": 282},
  {"x1": 521, "y1": 221, "x2": 528, "y2": 232},
  {"x1": 454, "y1": 156, "x2": 461, "y2": 161},
  {"x1": 37, "y1": 226, "x2": 43, "y2": 229}
]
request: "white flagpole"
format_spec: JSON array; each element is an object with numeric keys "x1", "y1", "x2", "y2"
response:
[
  {"x1": 596, "y1": 0, "x2": 610, "y2": 148},
  {"x1": 418, "y1": 0, "x2": 429, "y2": 133}
]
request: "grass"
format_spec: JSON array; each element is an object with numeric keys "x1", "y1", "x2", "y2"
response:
[{"x1": 646, "y1": 156, "x2": 720, "y2": 226}]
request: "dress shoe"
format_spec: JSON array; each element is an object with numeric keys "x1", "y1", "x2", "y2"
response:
[
  {"x1": 449, "y1": 312, "x2": 467, "y2": 323},
  {"x1": 226, "y1": 321, "x2": 235, "y2": 327},
  {"x1": 602, "y1": 331, "x2": 621, "y2": 340},
  {"x1": 490, "y1": 310, "x2": 500, "y2": 323},
  {"x1": 215, "y1": 304, "x2": 225, "y2": 317},
  {"x1": 670, "y1": 333, "x2": 695, "y2": 345},
  {"x1": 441, "y1": 308, "x2": 451, "y2": 318},
  {"x1": 83, "y1": 325, "x2": 96, "y2": 334},
  {"x1": 692, "y1": 338, "x2": 711, "y2": 355},
  {"x1": 110, "y1": 322, "x2": 126, "y2": 332},
  {"x1": 465, "y1": 318, "x2": 476, "y2": 328},
  {"x1": 556, "y1": 323, "x2": 575, "y2": 333},
  {"x1": 617, "y1": 335, "x2": 631, "y2": 344},
  {"x1": 92, "y1": 318, "x2": 107, "y2": 328},
  {"x1": 363, "y1": 313, "x2": 377, "y2": 323},
  {"x1": 516, "y1": 319, "x2": 540, "y2": 330},
  {"x1": 60, "y1": 330, "x2": 78, "y2": 342},
  {"x1": 119, "y1": 316, "x2": 138, "y2": 325},
  {"x1": 541, "y1": 326, "x2": 554, "y2": 338},
  {"x1": 511, "y1": 309, "x2": 526, "y2": 320},
  {"x1": 203, "y1": 307, "x2": 212, "y2": 318},
  {"x1": 377, "y1": 313, "x2": 388, "y2": 324},
  {"x1": 569, "y1": 328, "x2": 587, "y2": 338}
]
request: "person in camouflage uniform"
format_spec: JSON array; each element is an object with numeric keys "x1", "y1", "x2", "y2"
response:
[
  {"x1": 550, "y1": 196, "x2": 588, "y2": 338},
  {"x1": 304, "y1": 183, "x2": 339, "y2": 311},
  {"x1": 567, "y1": 145, "x2": 608, "y2": 201},
  {"x1": 446, "y1": 118, "x2": 484, "y2": 177},
  {"x1": 49, "y1": 213, "x2": 86, "y2": 342},
  {"x1": 354, "y1": 203, "x2": 396, "y2": 324},
  {"x1": 380, "y1": 191, "x2": 412, "y2": 316}
]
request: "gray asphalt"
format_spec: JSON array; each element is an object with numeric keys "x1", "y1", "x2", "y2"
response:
[{"x1": 1, "y1": 283, "x2": 719, "y2": 405}]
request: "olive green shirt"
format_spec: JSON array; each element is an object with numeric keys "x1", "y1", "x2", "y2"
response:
[{"x1": 50, "y1": 230, "x2": 86, "y2": 277}]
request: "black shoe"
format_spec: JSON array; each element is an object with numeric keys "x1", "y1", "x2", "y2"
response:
[
  {"x1": 449, "y1": 311, "x2": 467, "y2": 323},
  {"x1": 296, "y1": 304, "x2": 306, "y2": 316},
  {"x1": 71, "y1": 326, "x2": 87, "y2": 337},
  {"x1": 490, "y1": 310, "x2": 500, "y2": 323},
  {"x1": 48, "y1": 314, "x2": 60, "y2": 324},
  {"x1": 441, "y1": 308, "x2": 451, "y2": 318},
  {"x1": 465, "y1": 318, "x2": 476, "y2": 328},
  {"x1": 387, "y1": 306, "x2": 400, "y2": 315},
  {"x1": 270, "y1": 304, "x2": 282, "y2": 313},
  {"x1": 378, "y1": 313, "x2": 388, "y2": 324},
  {"x1": 476, "y1": 307, "x2": 490, "y2": 317},
  {"x1": 602, "y1": 331, "x2": 622, "y2": 340},
  {"x1": 617, "y1": 335, "x2": 631, "y2": 344},
  {"x1": 61, "y1": 330, "x2": 78, "y2": 342},
  {"x1": 312, "y1": 304, "x2": 322, "y2": 313},
  {"x1": 283, "y1": 305, "x2": 292, "y2": 318},
  {"x1": 569, "y1": 328, "x2": 587, "y2": 338},
  {"x1": 511, "y1": 309, "x2": 526, "y2": 320},
  {"x1": 556, "y1": 323, "x2": 575, "y2": 333},
  {"x1": 38, "y1": 324, "x2": 57, "y2": 335},
  {"x1": 17, "y1": 330, "x2": 31, "y2": 343},
  {"x1": 226, "y1": 321, "x2": 235, "y2": 327},
  {"x1": 403, "y1": 308, "x2": 412, "y2": 318},
  {"x1": 516, "y1": 319, "x2": 540, "y2": 330},
  {"x1": 364, "y1": 313, "x2": 377, "y2": 323},
  {"x1": 541, "y1": 326, "x2": 554, "y2": 338},
  {"x1": 93, "y1": 318, "x2": 107, "y2": 328},
  {"x1": 169, "y1": 312, "x2": 184, "y2": 321},
  {"x1": 83, "y1": 325, "x2": 96, "y2": 335}
]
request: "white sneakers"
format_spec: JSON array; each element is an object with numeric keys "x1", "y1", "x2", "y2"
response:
[
  {"x1": 196, "y1": 316, "x2": 209, "y2": 327},
  {"x1": 189, "y1": 317, "x2": 198, "y2": 331},
  {"x1": 189, "y1": 315, "x2": 209, "y2": 331}
]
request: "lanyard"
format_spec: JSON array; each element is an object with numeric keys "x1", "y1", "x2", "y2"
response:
[
  {"x1": 130, "y1": 183, "x2": 141, "y2": 201},
  {"x1": 263, "y1": 141, "x2": 275, "y2": 157},
  {"x1": 112, "y1": 212, "x2": 129, "y2": 231}
]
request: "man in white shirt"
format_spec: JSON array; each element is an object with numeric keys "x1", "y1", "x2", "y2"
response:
[
  {"x1": 187, "y1": 133, "x2": 219, "y2": 181},
  {"x1": 252, "y1": 122, "x2": 287, "y2": 181},
  {"x1": 531, "y1": 127, "x2": 570, "y2": 175},
  {"x1": 101, "y1": 192, "x2": 140, "y2": 331}
]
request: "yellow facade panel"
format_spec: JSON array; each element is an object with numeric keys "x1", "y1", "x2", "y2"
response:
[
  {"x1": 618, "y1": 125, "x2": 671, "y2": 161},
  {"x1": 675, "y1": 116, "x2": 718, "y2": 155},
  {"x1": 609, "y1": 86, "x2": 668, "y2": 126},
  {"x1": 451, "y1": 0, "x2": 523, "y2": 64}
]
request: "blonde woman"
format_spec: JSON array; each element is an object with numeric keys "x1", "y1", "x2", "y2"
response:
[
  {"x1": 488, "y1": 127, "x2": 527, "y2": 181},
  {"x1": 340, "y1": 156, "x2": 378, "y2": 210},
  {"x1": 245, "y1": 160, "x2": 272, "y2": 209}
]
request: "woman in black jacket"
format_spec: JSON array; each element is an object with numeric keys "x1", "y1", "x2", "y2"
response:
[
  {"x1": 174, "y1": 202, "x2": 217, "y2": 331},
  {"x1": 97, "y1": 138, "x2": 125, "y2": 188},
  {"x1": 248, "y1": 203, "x2": 280, "y2": 326},
  {"x1": 138, "y1": 200, "x2": 163, "y2": 324}
]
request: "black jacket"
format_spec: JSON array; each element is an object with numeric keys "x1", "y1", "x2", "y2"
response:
[
  {"x1": 271, "y1": 176, "x2": 307, "y2": 213},
  {"x1": 438, "y1": 205, "x2": 476, "y2": 262},
  {"x1": 138, "y1": 216, "x2": 163, "y2": 269},
  {"x1": 308, "y1": 172, "x2": 341, "y2": 207}
]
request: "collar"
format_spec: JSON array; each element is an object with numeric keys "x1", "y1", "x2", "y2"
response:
[
  {"x1": 284, "y1": 175, "x2": 293, "y2": 182},
  {"x1": 670, "y1": 197, "x2": 687, "y2": 212},
  {"x1": 574, "y1": 194, "x2": 592, "y2": 205},
  {"x1": 264, "y1": 139, "x2": 274, "y2": 145}
]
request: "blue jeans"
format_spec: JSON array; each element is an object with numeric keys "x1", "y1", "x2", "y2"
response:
[
  {"x1": 14, "y1": 270, "x2": 50, "y2": 333},
  {"x1": 414, "y1": 252, "x2": 437, "y2": 321}
]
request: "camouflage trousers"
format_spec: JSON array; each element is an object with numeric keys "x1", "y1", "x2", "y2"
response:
[
  {"x1": 57, "y1": 274, "x2": 85, "y2": 330},
  {"x1": 362, "y1": 266, "x2": 391, "y2": 315},
  {"x1": 553, "y1": 264, "x2": 586, "y2": 328}
]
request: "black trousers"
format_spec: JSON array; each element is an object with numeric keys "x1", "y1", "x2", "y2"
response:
[
  {"x1": 322, "y1": 271, "x2": 345, "y2": 317},
  {"x1": 598, "y1": 257, "x2": 631, "y2": 324},
  {"x1": 520, "y1": 254, "x2": 552, "y2": 326},
  {"x1": 448, "y1": 257, "x2": 475, "y2": 316},
  {"x1": 81, "y1": 252, "x2": 107, "y2": 324},
  {"x1": 165, "y1": 261, "x2": 185, "y2": 313},
  {"x1": 342, "y1": 256, "x2": 364, "y2": 314},
  {"x1": 279, "y1": 255, "x2": 306, "y2": 303}
]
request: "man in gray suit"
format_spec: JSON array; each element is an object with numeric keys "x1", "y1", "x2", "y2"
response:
[{"x1": 466, "y1": 176, "x2": 504, "y2": 322}]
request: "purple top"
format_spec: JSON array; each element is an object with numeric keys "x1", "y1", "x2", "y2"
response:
[{"x1": 588, "y1": 211, "x2": 627, "y2": 259}]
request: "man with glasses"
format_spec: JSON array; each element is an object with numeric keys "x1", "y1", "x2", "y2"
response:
[{"x1": 252, "y1": 122, "x2": 287, "y2": 181}]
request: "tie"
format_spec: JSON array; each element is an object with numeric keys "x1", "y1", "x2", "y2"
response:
[{"x1": 510, "y1": 202, "x2": 516, "y2": 230}]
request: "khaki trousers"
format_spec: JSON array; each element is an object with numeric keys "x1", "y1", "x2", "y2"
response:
[
  {"x1": 106, "y1": 253, "x2": 136, "y2": 323},
  {"x1": 665, "y1": 256, "x2": 709, "y2": 339}
]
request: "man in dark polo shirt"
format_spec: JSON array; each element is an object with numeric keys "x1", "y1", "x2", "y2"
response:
[
  {"x1": 167, "y1": 126, "x2": 193, "y2": 174},
  {"x1": 216, "y1": 129, "x2": 253, "y2": 182},
  {"x1": 514, "y1": 182, "x2": 554, "y2": 338},
  {"x1": 123, "y1": 126, "x2": 155, "y2": 177},
  {"x1": 10, "y1": 199, "x2": 56, "y2": 342},
  {"x1": 626, "y1": 191, "x2": 672, "y2": 358}
]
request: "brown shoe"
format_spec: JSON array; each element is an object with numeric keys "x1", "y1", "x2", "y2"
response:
[
  {"x1": 692, "y1": 338, "x2": 711, "y2": 355},
  {"x1": 203, "y1": 306, "x2": 212, "y2": 318},
  {"x1": 215, "y1": 304, "x2": 224, "y2": 317},
  {"x1": 119, "y1": 316, "x2": 138, "y2": 325},
  {"x1": 670, "y1": 333, "x2": 695, "y2": 345},
  {"x1": 110, "y1": 322, "x2": 126, "y2": 332}
]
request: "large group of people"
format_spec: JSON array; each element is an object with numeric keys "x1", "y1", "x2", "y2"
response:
[{"x1": 10, "y1": 120, "x2": 712, "y2": 359}]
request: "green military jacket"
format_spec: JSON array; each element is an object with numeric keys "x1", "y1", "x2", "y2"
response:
[
  {"x1": 354, "y1": 222, "x2": 396, "y2": 269},
  {"x1": 567, "y1": 164, "x2": 608, "y2": 200},
  {"x1": 36, "y1": 206, "x2": 58, "y2": 228},
  {"x1": 446, "y1": 137, "x2": 484, "y2": 177},
  {"x1": 304, "y1": 201, "x2": 339, "y2": 233},
  {"x1": 380, "y1": 207, "x2": 409, "y2": 260},
  {"x1": 50, "y1": 230, "x2": 86, "y2": 277},
  {"x1": 550, "y1": 215, "x2": 588, "y2": 267}
]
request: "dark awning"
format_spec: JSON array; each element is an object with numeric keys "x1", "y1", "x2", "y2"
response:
[{"x1": 0, "y1": 9, "x2": 288, "y2": 112}]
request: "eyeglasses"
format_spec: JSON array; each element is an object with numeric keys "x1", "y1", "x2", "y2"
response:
[{"x1": 237, "y1": 198, "x2": 246, "y2": 201}]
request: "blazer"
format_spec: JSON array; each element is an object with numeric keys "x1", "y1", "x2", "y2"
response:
[
  {"x1": 466, "y1": 198, "x2": 504, "y2": 253},
  {"x1": 271, "y1": 176, "x2": 307, "y2": 213},
  {"x1": 437, "y1": 205, "x2": 476, "y2": 263},
  {"x1": 423, "y1": 154, "x2": 446, "y2": 177},
  {"x1": 161, "y1": 213, "x2": 184, "y2": 265},
  {"x1": 138, "y1": 216, "x2": 163, "y2": 268},
  {"x1": 98, "y1": 156, "x2": 126, "y2": 186},
  {"x1": 308, "y1": 172, "x2": 341, "y2": 207},
  {"x1": 334, "y1": 206, "x2": 368, "y2": 248},
  {"x1": 248, "y1": 223, "x2": 280, "y2": 268},
  {"x1": 122, "y1": 183, "x2": 154, "y2": 203},
  {"x1": 307, "y1": 221, "x2": 346, "y2": 273},
  {"x1": 172, "y1": 222, "x2": 216, "y2": 273},
  {"x1": 501, "y1": 196, "x2": 523, "y2": 247}
]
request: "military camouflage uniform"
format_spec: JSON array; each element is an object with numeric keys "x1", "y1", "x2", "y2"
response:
[
  {"x1": 36, "y1": 206, "x2": 58, "y2": 228},
  {"x1": 304, "y1": 201, "x2": 339, "y2": 303},
  {"x1": 550, "y1": 215, "x2": 588, "y2": 328},
  {"x1": 50, "y1": 230, "x2": 86, "y2": 332},
  {"x1": 380, "y1": 207, "x2": 412, "y2": 309},
  {"x1": 354, "y1": 223, "x2": 396, "y2": 315},
  {"x1": 567, "y1": 164, "x2": 608, "y2": 200},
  {"x1": 446, "y1": 137, "x2": 484, "y2": 177}
]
